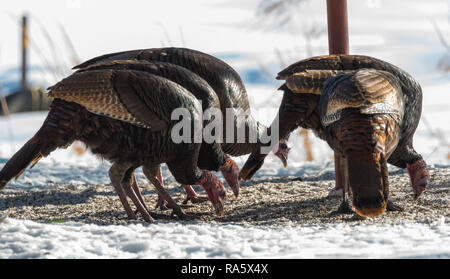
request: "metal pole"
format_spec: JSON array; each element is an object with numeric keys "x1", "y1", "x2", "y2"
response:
[
  {"x1": 326, "y1": 0, "x2": 349, "y2": 55},
  {"x1": 21, "y1": 15, "x2": 28, "y2": 94},
  {"x1": 326, "y1": 0, "x2": 349, "y2": 190}
]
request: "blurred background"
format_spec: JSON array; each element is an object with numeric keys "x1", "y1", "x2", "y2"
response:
[{"x1": 0, "y1": 0, "x2": 449, "y2": 179}]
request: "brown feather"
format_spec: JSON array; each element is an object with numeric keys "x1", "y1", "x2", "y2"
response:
[
  {"x1": 323, "y1": 69, "x2": 404, "y2": 126},
  {"x1": 285, "y1": 70, "x2": 353, "y2": 94},
  {"x1": 49, "y1": 69, "x2": 146, "y2": 127},
  {"x1": 277, "y1": 54, "x2": 392, "y2": 80}
]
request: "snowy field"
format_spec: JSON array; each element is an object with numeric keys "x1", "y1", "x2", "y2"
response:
[{"x1": 0, "y1": 0, "x2": 450, "y2": 258}]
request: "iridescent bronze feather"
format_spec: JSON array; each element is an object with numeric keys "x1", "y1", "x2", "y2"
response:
[{"x1": 320, "y1": 69, "x2": 404, "y2": 126}]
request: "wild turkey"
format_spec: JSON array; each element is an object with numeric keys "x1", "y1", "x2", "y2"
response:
[
  {"x1": 76, "y1": 59, "x2": 241, "y2": 210},
  {"x1": 240, "y1": 55, "x2": 429, "y2": 217},
  {"x1": 0, "y1": 62, "x2": 233, "y2": 222},
  {"x1": 74, "y1": 47, "x2": 288, "y2": 204}
]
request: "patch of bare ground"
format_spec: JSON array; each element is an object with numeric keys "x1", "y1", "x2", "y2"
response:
[{"x1": 0, "y1": 166, "x2": 448, "y2": 226}]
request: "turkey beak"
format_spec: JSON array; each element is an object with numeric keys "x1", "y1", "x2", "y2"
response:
[
  {"x1": 274, "y1": 139, "x2": 290, "y2": 168},
  {"x1": 413, "y1": 177, "x2": 428, "y2": 201},
  {"x1": 240, "y1": 151, "x2": 267, "y2": 181},
  {"x1": 0, "y1": 180, "x2": 6, "y2": 190},
  {"x1": 214, "y1": 200, "x2": 224, "y2": 216}
]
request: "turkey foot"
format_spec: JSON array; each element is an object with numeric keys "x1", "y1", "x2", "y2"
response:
[
  {"x1": 153, "y1": 167, "x2": 169, "y2": 210},
  {"x1": 386, "y1": 200, "x2": 403, "y2": 212},
  {"x1": 333, "y1": 187, "x2": 354, "y2": 215},
  {"x1": 182, "y1": 185, "x2": 209, "y2": 205},
  {"x1": 333, "y1": 155, "x2": 353, "y2": 214},
  {"x1": 155, "y1": 195, "x2": 169, "y2": 210},
  {"x1": 336, "y1": 199, "x2": 354, "y2": 214}
]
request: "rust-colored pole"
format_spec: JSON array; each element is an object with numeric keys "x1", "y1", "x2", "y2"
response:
[
  {"x1": 326, "y1": 0, "x2": 349, "y2": 190},
  {"x1": 326, "y1": 0, "x2": 349, "y2": 55}
]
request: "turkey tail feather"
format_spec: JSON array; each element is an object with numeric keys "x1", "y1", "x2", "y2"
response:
[
  {"x1": 0, "y1": 99, "x2": 81, "y2": 190},
  {"x1": 0, "y1": 137, "x2": 42, "y2": 189}
]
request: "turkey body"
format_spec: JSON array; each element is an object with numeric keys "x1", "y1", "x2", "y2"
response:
[
  {"x1": 74, "y1": 47, "x2": 276, "y2": 157},
  {"x1": 76, "y1": 60, "x2": 229, "y2": 172},
  {"x1": 240, "y1": 55, "x2": 429, "y2": 217},
  {"x1": 43, "y1": 99, "x2": 196, "y2": 181}
]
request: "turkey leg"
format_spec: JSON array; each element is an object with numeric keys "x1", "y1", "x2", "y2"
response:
[
  {"x1": 108, "y1": 163, "x2": 137, "y2": 220},
  {"x1": 121, "y1": 168, "x2": 154, "y2": 223},
  {"x1": 335, "y1": 155, "x2": 353, "y2": 214},
  {"x1": 130, "y1": 172, "x2": 150, "y2": 213},
  {"x1": 153, "y1": 166, "x2": 169, "y2": 210}
]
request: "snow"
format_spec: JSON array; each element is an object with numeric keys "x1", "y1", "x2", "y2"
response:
[
  {"x1": 1, "y1": 217, "x2": 449, "y2": 259},
  {"x1": 0, "y1": 0, "x2": 450, "y2": 259}
]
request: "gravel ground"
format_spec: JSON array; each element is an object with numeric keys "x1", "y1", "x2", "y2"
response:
[{"x1": 0, "y1": 166, "x2": 448, "y2": 226}]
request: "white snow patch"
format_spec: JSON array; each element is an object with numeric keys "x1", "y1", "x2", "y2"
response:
[{"x1": 0, "y1": 218, "x2": 449, "y2": 259}]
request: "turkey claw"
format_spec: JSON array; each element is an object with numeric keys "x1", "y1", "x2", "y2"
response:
[
  {"x1": 182, "y1": 195, "x2": 209, "y2": 205},
  {"x1": 170, "y1": 207, "x2": 188, "y2": 219},
  {"x1": 214, "y1": 201, "x2": 224, "y2": 216},
  {"x1": 386, "y1": 200, "x2": 403, "y2": 212},
  {"x1": 155, "y1": 199, "x2": 169, "y2": 210}
]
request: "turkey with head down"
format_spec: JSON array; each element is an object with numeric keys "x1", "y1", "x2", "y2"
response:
[
  {"x1": 75, "y1": 59, "x2": 242, "y2": 213},
  {"x1": 73, "y1": 47, "x2": 288, "y2": 207},
  {"x1": 0, "y1": 60, "x2": 236, "y2": 222},
  {"x1": 240, "y1": 55, "x2": 429, "y2": 217}
]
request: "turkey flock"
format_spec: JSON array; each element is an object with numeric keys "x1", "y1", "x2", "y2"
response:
[{"x1": 0, "y1": 47, "x2": 429, "y2": 221}]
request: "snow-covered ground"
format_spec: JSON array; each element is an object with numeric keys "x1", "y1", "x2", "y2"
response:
[
  {"x1": 0, "y1": 0, "x2": 449, "y2": 259},
  {"x1": 1, "y1": 217, "x2": 449, "y2": 258}
]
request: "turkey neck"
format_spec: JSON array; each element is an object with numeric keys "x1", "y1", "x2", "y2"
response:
[{"x1": 220, "y1": 114, "x2": 269, "y2": 157}]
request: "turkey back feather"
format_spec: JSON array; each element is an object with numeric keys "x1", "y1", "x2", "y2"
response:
[
  {"x1": 49, "y1": 69, "x2": 202, "y2": 131},
  {"x1": 320, "y1": 69, "x2": 404, "y2": 127},
  {"x1": 73, "y1": 47, "x2": 249, "y2": 112},
  {"x1": 78, "y1": 60, "x2": 221, "y2": 114},
  {"x1": 72, "y1": 47, "x2": 267, "y2": 156},
  {"x1": 277, "y1": 54, "x2": 404, "y2": 80},
  {"x1": 285, "y1": 70, "x2": 354, "y2": 94},
  {"x1": 277, "y1": 54, "x2": 420, "y2": 140}
]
